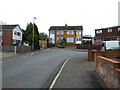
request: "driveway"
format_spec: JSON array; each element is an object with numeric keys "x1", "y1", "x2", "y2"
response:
[{"x1": 3, "y1": 49, "x2": 88, "y2": 88}]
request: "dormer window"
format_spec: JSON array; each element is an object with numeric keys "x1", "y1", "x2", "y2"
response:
[{"x1": 108, "y1": 29, "x2": 112, "y2": 32}]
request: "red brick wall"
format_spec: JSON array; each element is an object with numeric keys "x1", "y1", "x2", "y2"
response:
[
  {"x1": 55, "y1": 31, "x2": 78, "y2": 45},
  {"x1": 2, "y1": 30, "x2": 12, "y2": 45},
  {"x1": 77, "y1": 45, "x2": 101, "y2": 50},
  {"x1": 95, "y1": 27, "x2": 120, "y2": 37},
  {"x1": 94, "y1": 37, "x2": 119, "y2": 45},
  {"x1": 49, "y1": 30, "x2": 83, "y2": 45},
  {"x1": 88, "y1": 49, "x2": 120, "y2": 61},
  {"x1": 94, "y1": 38, "x2": 104, "y2": 45},
  {"x1": 96, "y1": 56, "x2": 120, "y2": 88}
]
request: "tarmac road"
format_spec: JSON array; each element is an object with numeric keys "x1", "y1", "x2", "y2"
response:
[{"x1": 2, "y1": 49, "x2": 88, "y2": 88}]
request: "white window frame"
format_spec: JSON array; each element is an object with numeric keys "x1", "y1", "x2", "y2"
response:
[
  {"x1": 14, "y1": 31, "x2": 21, "y2": 36},
  {"x1": 0, "y1": 29, "x2": 2, "y2": 36},
  {"x1": 50, "y1": 31, "x2": 54, "y2": 34},
  {"x1": 57, "y1": 37, "x2": 63, "y2": 40},
  {"x1": 108, "y1": 29, "x2": 112, "y2": 32},
  {"x1": 57, "y1": 31, "x2": 64, "y2": 35},
  {"x1": 96, "y1": 39, "x2": 101, "y2": 43},
  {"x1": 67, "y1": 30, "x2": 74, "y2": 35},
  {"x1": 76, "y1": 31, "x2": 81, "y2": 34},
  {"x1": 76, "y1": 38, "x2": 79, "y2": 41},
  {"x1": 76, "y1": 38, "x2": 81, "y2": 41},
  {"x1": 67, "y1": 38, "x2": 74, "y2": 42},
  {"x1": 50, "y1": 38, "x2": 52, "y2": 41},
  {"x1": 96, "y1": 30, "x2": 102, "y2": 34},
  {"x1": 118, "y1": 28, "x2": 120, "y2": 32}
]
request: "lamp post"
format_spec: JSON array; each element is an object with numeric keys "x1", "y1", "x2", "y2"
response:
[{"x1": 32, "y1": 17, "x2": 37, "y2": 50}]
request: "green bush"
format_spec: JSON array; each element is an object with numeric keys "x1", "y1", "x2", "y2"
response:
[
  {"x1": 57, "y1": 44, "x2": 65, "y2": 48},
  {"x1": 47, "y1": 43, "x2": 52, "y2": 48}
]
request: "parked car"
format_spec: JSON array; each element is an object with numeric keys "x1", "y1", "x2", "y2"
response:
[
  {"x1": 101, "y1": 41, "x2": 120, "y2": 51},
  {"x1": 23, "y1": 43, "x2": 29, "y2": 46}
]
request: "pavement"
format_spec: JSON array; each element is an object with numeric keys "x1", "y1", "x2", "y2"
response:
[
  {"x1": 52, "y1": 56, "x2": 105, "y2": 88},
  {"x1": 2, "y1": 49, "x2": 46, "y2": 63},
  {"x1": 1, "y1": 52, "x2": 15, "y2": 58}
]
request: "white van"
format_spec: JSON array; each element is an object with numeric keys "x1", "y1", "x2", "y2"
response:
[{"x1": 101, "y1": 41, "x2": 120, "y2": 51}]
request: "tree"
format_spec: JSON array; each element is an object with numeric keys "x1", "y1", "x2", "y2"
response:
[
  {"x1": 23, "y1": 22, "x2": 39, "y2": 46},
  {"x1": 28, "y1": 31, "x2": 39, "y2": 46},
  {"x1": 39, "y1": 32, "x2": 48, "y2": 40}
]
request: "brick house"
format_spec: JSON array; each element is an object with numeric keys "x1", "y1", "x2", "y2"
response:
[
  {"x1": 0, "y1": 24, "x2": 23, "y2": 45},
  {"x1": 48, "y1": 24, "x2": 83, "y2": 45},
  {"x1": 94, "y1": 26, "x2": 120, "y2": 45}
]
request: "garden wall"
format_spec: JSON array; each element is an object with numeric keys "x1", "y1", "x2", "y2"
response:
[
  {"x1": 88, "y1": 49, "x2": 120, "y2": 61},
  {"x1": 2, "y1": 45, "x2": 32, "y2": 53},
  {"x1": 76, "y1": 44, "x2": 101, "y2": 50},
  {"x1": 96, "y1": 56, "x2": 120, "y2": 88}
]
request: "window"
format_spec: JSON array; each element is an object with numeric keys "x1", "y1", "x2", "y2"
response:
[
  {"x1": 50, "y1": 31, "x2": 54, "y2": 34},
  {"x1": 50, "y1": 38, "x2": 52, "y2": 41},
  {"x1": 67, "y1": 31, "x2": 74, "y2": 34},
  {"x1": 14, "y1": 31, "x2": 17, "y2": 35},
  {"x1": 104, "y1": 38, "x2": 110, "y2": 41},
  {"x1": 14, "y1": 31, "x2": 21, "y2": 36},
  {"x1": 57, "y1": 37, "x2": 63, "y2": 42},
  {"x1": 76, "y1": 31, "x2": 81, "y2": 34},
  {"x1": 79, "y1": 38, "x2": 81, "y2": 41},
  {"x1": 96, "y1": 30, "x2": 102, "y2": 34},
  {"x1": 112, "y1": 37, "x2": 116, "y2": 40},
  {"x1": 0, "y1": 29, "x2": 2, "y2": 36},
  {"x1": 18, "y1": 32, "x2": 21, "y2": 36},
  {"x1": 117, "y1": 37, "x2": 120, "y2": 40},
  {"x1": 76, "y1": 38, "x2": 79, "y2": 41},
  {"x1": 96, "y1": 39, "x2": 101, "y2": 43},
  {"x1": 108, "y1": 29, "x2": 112, "y2": 32},
  {"x1": 118, "y1": 28, "x2": 120, "y2": 32},
  {"x1": 57, "y1": 31, "x2": 64, "y2": 35},
  {"x1": 67, "y1": 38, "x2": 74, "y2": 42},
  {"x1": 57, "y1": 37, "x2": 63, "y2": 40},
  {"x1": 76, "y1": 38, "x2": 81, "y2": 41}
]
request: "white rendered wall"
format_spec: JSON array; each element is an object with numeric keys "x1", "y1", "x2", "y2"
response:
[
  {"x1": 50, "y1": 31, "x2": 55, "y2": 43},
  {"x1": 76, "y1": 30, "x2": 82, "y2": 44},
  {"x1": 13, "y1": 26, "x2": 22, "y2": 40}
]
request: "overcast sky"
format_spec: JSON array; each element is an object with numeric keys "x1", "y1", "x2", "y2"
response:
[{"x1": 0, "y1": 0, "x2": 119, "y2": 36}]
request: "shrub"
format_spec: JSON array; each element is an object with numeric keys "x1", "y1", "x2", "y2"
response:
[
  {"x1": 57, "y1": 44, "x2": 65, "y2": 48},
  {"x1": 47, "y1": 43, "x2": 52, "y2": 48}
]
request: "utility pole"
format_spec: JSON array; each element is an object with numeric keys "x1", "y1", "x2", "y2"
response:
[{"x1": 32, "y1": 17, "x2": 37, "y2": 51}]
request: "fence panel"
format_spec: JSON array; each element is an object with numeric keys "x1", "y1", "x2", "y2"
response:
[{"x1": 2, "y1": 45, "x2": 32, "y2": 53}]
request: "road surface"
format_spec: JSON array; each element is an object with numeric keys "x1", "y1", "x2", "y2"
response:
[{"x1": 3, "y1": 49, "x2": 87, "y2": 88}]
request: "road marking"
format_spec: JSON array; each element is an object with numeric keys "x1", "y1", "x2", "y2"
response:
[{"x1": 49, "y1": 58, "x2": 69, "y2": 90}]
